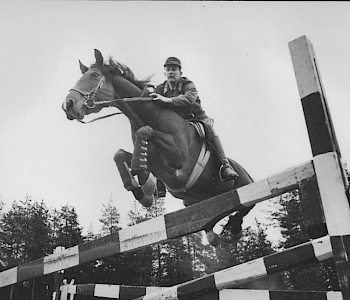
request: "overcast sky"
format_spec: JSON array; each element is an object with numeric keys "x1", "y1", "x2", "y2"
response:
[{"x1": 1, "y1": 2, "x2": 349, "y2": 239}]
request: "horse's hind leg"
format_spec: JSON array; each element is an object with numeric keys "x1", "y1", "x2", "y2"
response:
[
  {"x1": 183, "y1": 199, "x2": 220, "y2": 247},
  {"x1": 225, "y1": 205, "x2": 255, "y2": 240},
  {"x1": 114, "y1": 149, "x2": 154, "y2": 207}
]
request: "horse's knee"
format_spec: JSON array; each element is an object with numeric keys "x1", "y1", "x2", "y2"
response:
[
  {"x1": 114, "y1": 149, "x2": 131, "y2": 164},
  {"x1": 135, "y1": 126, "x2": 153, "y2": 140},
  {"x1": 114, "y1": 149, "x2": 125, "y2": 163}
]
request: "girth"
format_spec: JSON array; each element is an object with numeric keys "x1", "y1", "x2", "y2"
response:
[{"x1": 164, "y1": 122, "x2": 211, "y2": 193}]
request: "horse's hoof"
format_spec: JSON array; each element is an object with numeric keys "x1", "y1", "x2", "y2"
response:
[
  {"x1": 141, "y1": 173, "x2": 156, "y2": 196},
  {"x1": 206, "y1": 231, "x2": 220, "y2": 247},
  {"x1": 122, "y1": 162, "x2": 139, "y2": 190},
  {"x1": 139, "y1": 194, "x2": 154, "y2": 207},
  {"x1": 123, "y1": 177, "x2": 139, "y2": 191},
  {"x1": 230, "y1": 231, "x2": 242, "y2": 241}
]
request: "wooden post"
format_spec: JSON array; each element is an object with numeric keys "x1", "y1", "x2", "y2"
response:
[
  {"x1": 299, "y1": 176, "x2": 327, "y2": 239},
  {"x1": 30, "y1": 278, "x2": 35, "y2": 300},
  {"x1": 9, "y1": 284, "x2": 13, "y2": 300},
  {"x1": 289, "y1": 35, "x2": 350, "y2": 298},
  {"x1": 53, "y1": 246, "x2": 66, "y2": 300}
]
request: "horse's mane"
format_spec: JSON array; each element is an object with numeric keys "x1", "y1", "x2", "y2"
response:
[{"x1": 92, "y1": 57, "x2": 153, "y2": 90}]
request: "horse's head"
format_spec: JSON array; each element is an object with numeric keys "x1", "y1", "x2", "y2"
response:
[
  {"x1": 63, "y1": 49, "x2": 117, "y2": 121},
  {"x1": 63, "y1": 50, "x2": 152, "y2": 122}
]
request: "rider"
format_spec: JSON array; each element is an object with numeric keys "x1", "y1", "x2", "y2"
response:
[{"x1": 148, "y1": 57, "x2": 239, "y2": 183}]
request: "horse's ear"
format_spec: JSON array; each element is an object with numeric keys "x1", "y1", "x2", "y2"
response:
[
  {"x1": 79, "y1": 60, "x2": 88, "y2": 74},
  {"x1": 94, "y1": 49, "x2": 104, "y2": 64}
]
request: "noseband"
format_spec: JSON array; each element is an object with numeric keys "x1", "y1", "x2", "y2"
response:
[{"x1": 69, "y1": 75, "x2": 107, "y2": 109}]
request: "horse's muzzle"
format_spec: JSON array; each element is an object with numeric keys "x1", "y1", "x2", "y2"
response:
[{"x1": 63, "y1": 98, "x2": 81, "y2": 121}]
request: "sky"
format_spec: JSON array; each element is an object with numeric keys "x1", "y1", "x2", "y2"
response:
[{"x1": 1, "y1": 2, "x2": 349, "y2": 241}]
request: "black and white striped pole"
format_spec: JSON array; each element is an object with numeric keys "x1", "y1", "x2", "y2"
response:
[{"x1": 289, "y1": 35, "x2": 350, "y2": 298}]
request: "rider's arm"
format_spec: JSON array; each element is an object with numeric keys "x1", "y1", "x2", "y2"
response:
[
  {"x1": 151, "y1": 82, "x2": 198, "y2": 106},
  {"x1": 170, "y1": 82, "x2": 198, "y2": 106}
]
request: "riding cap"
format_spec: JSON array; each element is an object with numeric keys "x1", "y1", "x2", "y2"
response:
[{"x1": 164, "y1": 57, "x2": 182, "y2": 69}]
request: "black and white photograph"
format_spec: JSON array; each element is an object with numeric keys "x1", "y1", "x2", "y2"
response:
[{"x1": 1, "y1": 2, "x2": 350, "y2": 299}]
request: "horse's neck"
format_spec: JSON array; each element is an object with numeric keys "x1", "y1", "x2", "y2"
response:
[
  {"x1": 113, "y1": 75, "x2": 141, "y2": 98},
  {"x1": 111, "y1": 75, "x2": 145, "y2": 127}
]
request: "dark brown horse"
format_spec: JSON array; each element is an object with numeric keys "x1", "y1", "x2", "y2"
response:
[{"x1": 62, "y1": 49, "x2": 254, "y2": 245}]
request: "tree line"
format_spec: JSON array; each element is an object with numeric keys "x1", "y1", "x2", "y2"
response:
[{"x1": 0, "y1": 189, "x2": 340, "y2": 299}]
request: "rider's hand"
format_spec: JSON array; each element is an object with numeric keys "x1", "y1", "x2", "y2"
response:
[
  {"x1": 146, "y1": 86, "x2": 155, "y2": 94},
  {"x1": 149, "y1": 93, "x2": 173, "y2": 103}
]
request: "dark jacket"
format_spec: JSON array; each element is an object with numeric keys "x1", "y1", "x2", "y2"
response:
[{"x1": 155, "y1": 77, "x2": 209, "y2": 121}]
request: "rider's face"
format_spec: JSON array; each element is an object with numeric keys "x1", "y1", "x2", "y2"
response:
[{"x1": 164, "y1": 65, "x2": 181, "y2": 85}]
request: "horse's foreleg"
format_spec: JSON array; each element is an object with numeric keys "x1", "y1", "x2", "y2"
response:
[
  {"x1": 131, "y1": 126, "x2": 153, "y2": 183},
  {"x1": 131, "y1": 125, "x2": 184, "y2": 179},
  {"x1": 114, "y1": 149, "x2": 138, "y2": 191},
  {"x1": 129, "y1": 126, "x2": 158, "y2": 207},
  {"x1": 114, "y1": 149, "x2": 154, "y2": 207}
]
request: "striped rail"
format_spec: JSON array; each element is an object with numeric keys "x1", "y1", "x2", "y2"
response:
[
  {"x1": 61, "y1": 287, "x2": 342, "y2": 300},
  {"x1": 131, "y1": 235, "x2": 334, "y2": 300},
  {"x1": 57, "y1": 235, "x2": 338, "y2": 299},
  {"x1": 0, "y1": 160, "x2": 315, "y2": 288},
  {"x1": 55, "y1": 283, "x2": 165, "y2": 300}
]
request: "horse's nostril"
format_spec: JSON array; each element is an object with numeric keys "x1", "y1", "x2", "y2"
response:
[
  {"x1": 63, "y1": 99, "x2": 74, "y2": 113},
  {"x1": 67, "y1": 99, "x2": 74, "y2": 109}
]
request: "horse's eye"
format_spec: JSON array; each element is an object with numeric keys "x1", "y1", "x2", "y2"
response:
[{"x1": 91, "y1": 72, "x2": 100, "y2": 78}]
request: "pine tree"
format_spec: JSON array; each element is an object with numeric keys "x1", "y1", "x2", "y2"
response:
[
  {"x1": 54, "y1": 204, "x2": 84, "y2": 248},
  {"x1": 0, "y1": 195, "x2": 53, "y2": 299},
  {"x1": 139, "y1": 198, "x2": 213, "y2": 286},
  {"x1": 0, "y1": 196, "x2": 4, "y2": 215},
  {"x1": 0, "y1": 197, "x2": 5, "y2": 270},
  {"x1": 217, "y1": 219, "x2": 274, "y2": 264},
  {"x1": 99, "y1": 196, "x2": 121, "y2": 236},
  {"x1": 0, "y1": 195, "x2": 52, "y2": 267},
  {"x1": 83, "y1": 196, "x2": 126, "y2": 285},
  {"x1": 126, "y1": 199, "x2": 162, "y2": 286},
  {"x1": 269, "y1": 190, "x2": 339, "y2": 291},
  {"x1": 85, "y1": 223, "x2": 97, "y2": 241}
]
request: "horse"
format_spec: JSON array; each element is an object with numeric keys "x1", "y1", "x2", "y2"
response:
[{"x1": 62, "y1": 49, "x2": 254, "y2": 246}]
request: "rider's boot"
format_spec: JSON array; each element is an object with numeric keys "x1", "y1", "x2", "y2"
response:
[{"x1": 210, "y1": 136, "x2": 239, "y2": 182}]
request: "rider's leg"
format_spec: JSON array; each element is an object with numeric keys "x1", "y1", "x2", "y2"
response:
[{"x1": 205, "y1": 123, "x2": 239, "y2": 182}]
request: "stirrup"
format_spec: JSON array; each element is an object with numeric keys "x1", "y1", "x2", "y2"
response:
[{"x1": 219, "y1": 164, "x2": 239, "y2": 182}]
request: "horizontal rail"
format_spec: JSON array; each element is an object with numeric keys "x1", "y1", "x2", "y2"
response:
[
  {"x1": 184, "y1": 289, "x2": 342, "y2": 300},
  {"x1": 0, "y1": 160, "x2": 315, "y2": 288},
  {"x1": 56, "y1": 283, "x2": 166, "y2": 300},
  {"x1": 59, "y1": 286, "x2": 342, "y2": 300},
  {"x1": 133, "y1": 235, "x2": 333, "y2": 300}
]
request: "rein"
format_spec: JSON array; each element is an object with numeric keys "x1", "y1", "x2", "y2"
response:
[
  {"x1": 78, "y1": 97, "x2": 154, "y2": 124},
  {"x1": 69, "y1": 74, "x2": 153, "y2": 124}
]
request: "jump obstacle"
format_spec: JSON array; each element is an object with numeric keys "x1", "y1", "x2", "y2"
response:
[
  {"x1": 56, "y1": 234, "x2": 334, "y2": 299},
  {"x1": 1, "y1": 35, "x2": 349, "y2": 299}
]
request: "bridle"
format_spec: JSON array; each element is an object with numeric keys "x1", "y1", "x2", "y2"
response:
[
  {"x1": 69, "y1": 74, "x2": 153, "y2": 123},
  {"x1": 69, "y1": 74, "x2": 108, "y2": 109}
]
